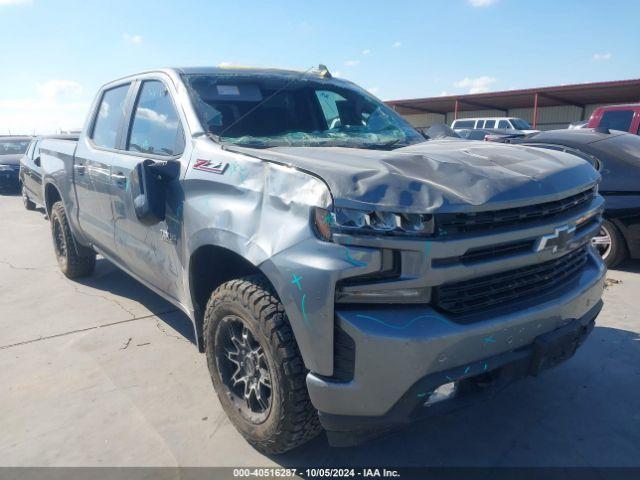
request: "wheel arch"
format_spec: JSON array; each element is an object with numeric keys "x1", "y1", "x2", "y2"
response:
[
  {"x1": 188, "y1": 244, "x2": 283, "y2": 351},
  {"x1": 43, "y1": 181, "x2": 63, "y2": 216}
]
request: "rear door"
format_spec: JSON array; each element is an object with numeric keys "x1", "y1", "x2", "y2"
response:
[
  {"x1": 74, "y1": 82, "x2": 133, "y2": 255},
  {"x1": 109, "y1": 77, "x2": 187, "y2": 298},
  {"x1": 21, "y1": 139, "x2": 40, "y2": 198}
]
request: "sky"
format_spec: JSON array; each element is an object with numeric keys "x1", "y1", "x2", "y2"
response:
[{"x1": 1, "y1": 0, "x2": 638, "y2": 134}]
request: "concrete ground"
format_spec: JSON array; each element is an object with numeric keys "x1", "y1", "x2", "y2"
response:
[{"x1": 0, "y1": 192, "x2": 639, "y2": 467}]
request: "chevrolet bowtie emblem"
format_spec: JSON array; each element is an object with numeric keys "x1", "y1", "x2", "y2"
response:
[{"x1": 535, "y1": 225, "x2": 576, "y2": 253}]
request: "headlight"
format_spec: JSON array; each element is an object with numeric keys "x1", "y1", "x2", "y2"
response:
[{"x1": 313, "y1": 207, "x2": 434, "y2": 241}]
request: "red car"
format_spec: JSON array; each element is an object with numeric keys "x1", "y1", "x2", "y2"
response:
[{"x1": 587, "y1": 103, "x2": 640, "y2": 134}]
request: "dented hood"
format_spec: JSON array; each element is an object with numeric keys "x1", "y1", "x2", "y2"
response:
[{"x1": 227, "y1": 139, "x2": 600, "y2": 212}]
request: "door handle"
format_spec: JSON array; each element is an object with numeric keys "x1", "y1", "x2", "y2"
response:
[
  {"x1": 112, "y1": 172, "x2": 127, "y2": 188},
  {"x1": 73, "y1": 164, "x2": 86, "y2": 175}
]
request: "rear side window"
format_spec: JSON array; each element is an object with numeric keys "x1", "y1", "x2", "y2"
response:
[
  {"x1": 32, "y1": 140, "x2": 41, "y2": 159},
  {"x1": 484, "y1": 120, "x2": 495, "y2": 128},
  {"x1": 453, "y1": 120, "x2": 474, "y2": 128},
  {"x1": 127, "y1": 80, "x2": 185, "y2": 156},
  {"x1": 498, "y1": 120, "x2": 510, "y2": 129},
  {"x1": 600, "y1": 110, "x2": 634, "y2": 132},
  {"x1": 92, "y1": 84, "x2": 130, "y2": 149},
  {"x1": 475, "y1": 120, "x2": 484, "y2": 128},
  {"x1": 25, "y1": 140, "x2": 37, "y2": 159}
]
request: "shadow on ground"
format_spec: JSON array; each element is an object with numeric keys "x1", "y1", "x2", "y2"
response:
[
  {"x1": 74, "y1": 258, "x2": 196, "y2": 343},
  {"x1": 612, "y1": 259, "x2": 640, "y2": 274},
  {"x1": 272, "y1": 326, "x2": 640, "y2": 467}
]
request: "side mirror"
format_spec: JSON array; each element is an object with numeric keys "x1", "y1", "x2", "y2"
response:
[
  {"x1": 34, "y1": 156, "x2": 41, "y2": 167},
  {"x1": 130, "y1": 159, "x2": 180, "y2": 225}
]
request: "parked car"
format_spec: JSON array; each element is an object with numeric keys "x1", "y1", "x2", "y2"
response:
[
  {"x1": 587, "y1": 103, "x2": 640, "y2": 134},
  {"x1": 511, "y1": 128, "x2": 640, "y2": 267},
  {"x1": 0, "y1": 136, "x2": 31, "y2": 192},
  {"x1": 457, "y1": 128, "x2": 527, "y2": 143},
  {"x1": 451, "y1": 117, "x2": 539, "y2": 134},
  {"x1": 20, "y1": 134, "x2": 79, "y2": 210},
  {"x1": 39, "y1": 67, "x2": 605, "y2": 453}
]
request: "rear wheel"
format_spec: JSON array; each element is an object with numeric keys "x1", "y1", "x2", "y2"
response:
[
  {"x1": 592, "y1": 219, "x2": 627, "y2": 268},
  {"x1": 203, "y1": 276, "x2": 321, "y2": 454},
  {"x1": 22, "y1": 186, "x2": 36, "y2": 210},
  {"x1": 50, "y1": 201, "x2": 96, "y2": 278}
]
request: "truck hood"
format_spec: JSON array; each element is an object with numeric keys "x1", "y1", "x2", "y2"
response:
[
  {"x1": 0, "y1": 154, "x2": 22, "y2": 166},
  {"x1": 227, "y1": 139, "x2": 600, "y2": 212}
]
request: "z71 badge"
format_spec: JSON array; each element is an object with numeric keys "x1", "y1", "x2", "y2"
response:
[{"x1": 193, "y1": 159, "x2": 228, "y2": 174}]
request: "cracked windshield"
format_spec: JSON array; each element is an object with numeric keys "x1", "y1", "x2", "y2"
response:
[{"x1": 185, "y1": 74, "x2": 425, "y2": 149}]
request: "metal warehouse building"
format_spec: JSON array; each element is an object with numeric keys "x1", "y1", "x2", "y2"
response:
[{"x1": 387, "y1": 78, "x2": 640, "y2": 131}]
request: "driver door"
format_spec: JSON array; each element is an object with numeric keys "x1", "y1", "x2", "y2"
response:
[{"x1": 109, "y1": 78, "x2": 186, "y2": 300}]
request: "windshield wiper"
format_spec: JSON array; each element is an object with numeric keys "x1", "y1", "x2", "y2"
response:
[{"x1": 359, "y1": 138, "x2": 405, "y2": 150}]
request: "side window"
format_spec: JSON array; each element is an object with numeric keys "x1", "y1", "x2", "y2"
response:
[
  {"x1": 92, "y1": 84, "x2": 131, "y2": 149},
  {"x1": 484, "y1": 120, "x2": 495, "y2": 128},
  {"x1": 475, "y1": 120, "x2": 484, "y2": 128},
  {"x1": 32, "y1": 140, "x2": 41, "y2": 159},
  {"x1": 600, "y1": 110, "x2": 634, "y2": 132},
  {"x1": 127, "y1": 80, "x2": 185, "y2": 156},
  {"x1": 25, "y1": 140, "x2": 36, "y2": 159},
  {"x1": 498, "y1": 120, "x2": 510, "y2": 129},
  {"x1": 453, "y1": 120, "x2": 474, "y2": 128}
]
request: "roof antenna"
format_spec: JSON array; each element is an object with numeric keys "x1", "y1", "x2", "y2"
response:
[{"x1": 316, "y1": 64, "x2": 332, "y2": 78}]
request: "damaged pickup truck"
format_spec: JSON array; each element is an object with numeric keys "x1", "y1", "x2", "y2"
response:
[{"x1": 39, "y1": 66, "x2": 605, "y2": 453}]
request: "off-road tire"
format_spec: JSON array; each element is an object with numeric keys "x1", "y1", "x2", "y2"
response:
[
  {"x1": 22, "y1": 186, "x2": 36, "y2": 211},
  {"x1": 204, "y1": 275, "x2": 321, "y2": 454},
  {"x1": 600, "y1": 219, "x2": 627, "y2": 268},
  {"x1": 50, "y1": 201, "x2": 96, "y2": 278}
]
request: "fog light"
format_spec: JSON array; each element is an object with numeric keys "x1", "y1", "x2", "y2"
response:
[{"x1": 424, "y1": 381, "x2": 457, "y2": 407}]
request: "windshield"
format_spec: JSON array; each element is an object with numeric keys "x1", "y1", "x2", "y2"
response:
[
  {"x1": 184, "y1": 74, "x2": 425, "y2": 149},
  {"x1": 511, "y1": 118, "x2": 532, "y2": 130},
  {"x1": 0, "y1": 140, "x2": 30, "y2": 155}
]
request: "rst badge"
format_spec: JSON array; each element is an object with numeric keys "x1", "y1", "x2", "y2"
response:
[{"x1": 193, "y1": 159, "x2": 228, "y2": 174}]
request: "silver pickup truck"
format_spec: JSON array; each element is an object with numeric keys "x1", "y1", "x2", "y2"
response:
[{"x1": 39, "y1": 66, "x2": 605, "y2": 453}]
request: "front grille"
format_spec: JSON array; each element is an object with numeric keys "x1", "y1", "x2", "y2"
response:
[
  {"x1": 433, "y1": 239, "x2": 535, "y2": 267},
  {"x1": 434, "y1": 246, "x2": 588, "y2": 315},
  {"x1": 436, "y1": 187, "x2": 595, "y2": 236}
]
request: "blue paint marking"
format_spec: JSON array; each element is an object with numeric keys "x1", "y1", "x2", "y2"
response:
[
  {"x1": 445, "y1": 375, "x2": 454, "y2": 382},
  {"x1": 324, "y1": 213, "x2": 335, "y2": 225},
  {"x1": 229, "y1": 161, "x2": 249, "y2": 182},
  {"x1": 355, "y1": 313, "x2": 448, "y2": 330},
  {"x1": 483, "y1": 362, "x2": 489, "y2": 371},
  {"x1": 345, "y1": 246, "x2": 367, "y2": 268},
  {"x1": 483, "y1": 336, "x2": 497, "y2": 344},
  {"x1": 417, "y1": 392, "x2": 427, "y2": 398},
  {"x1": 290, "y1": 273, "x2": 303, "y2": 291},
  {"x1": 424, "y1": 241, "x2": 431, "y2": 258},
  {"x1": 301, "y1": 294, "x2": 308, "y2": 323},
  {"x1": 463, "y1": 366, "x2": 470, "y2": 375}
]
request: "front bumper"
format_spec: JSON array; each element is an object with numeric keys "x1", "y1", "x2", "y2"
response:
[
  {"x1": 318, "y1": 301, "x2": 601, "y2": 447},
  {"x1": 307, "y1": 248, "x2": 605, "y2": 445},
  {"x1": 0, "y1": 168, "x2": 20, "y2": 188}
]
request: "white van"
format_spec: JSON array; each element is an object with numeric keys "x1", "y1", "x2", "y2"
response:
[{"x1": 451, "y1": 117, "x2": 539, "y2": 134}]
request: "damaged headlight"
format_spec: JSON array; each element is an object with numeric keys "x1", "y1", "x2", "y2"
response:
[{"x1": 313, "y1": 207, "x2": 434, "y2": 241}]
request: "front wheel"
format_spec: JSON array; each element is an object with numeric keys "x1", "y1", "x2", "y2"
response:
[
  {"x1": 203, "y1": 276, "x2": 321, "y2": 454},
  {"x1": 50, "y1": 201, "x2": 96, "y2": 278},
  {"x1": 592, "y1": 219, "x2": 627, "y2": 268}
]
